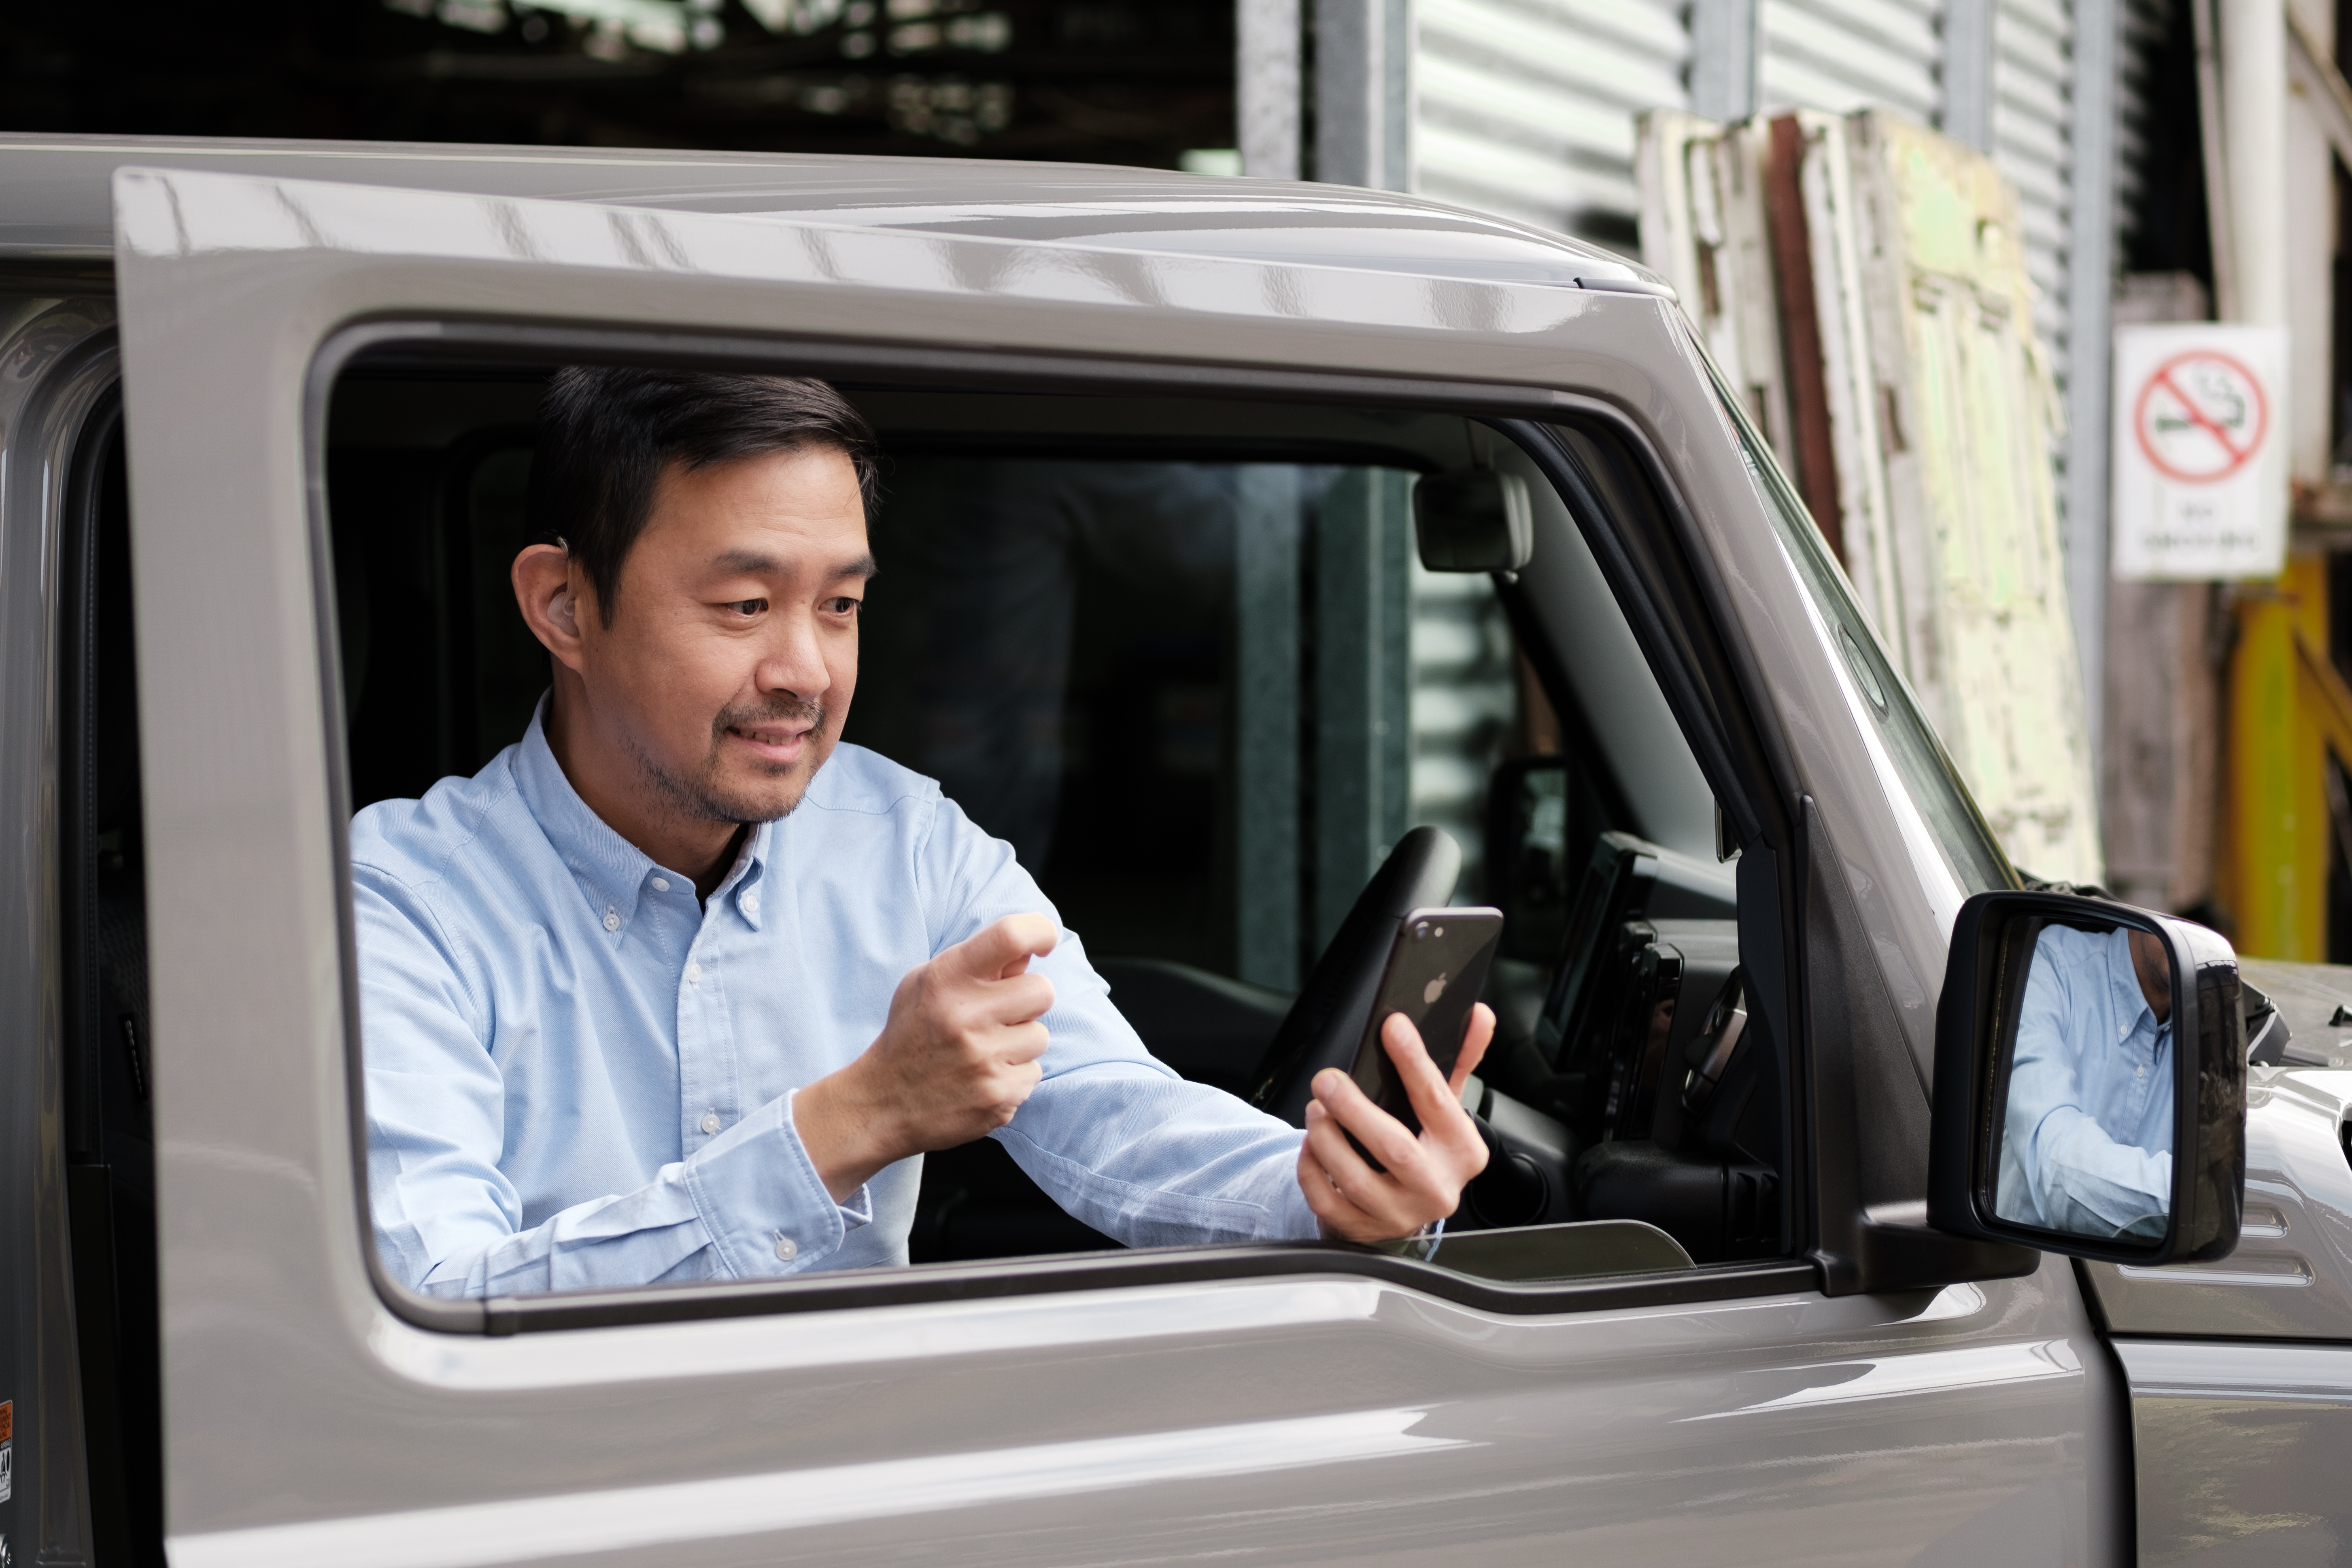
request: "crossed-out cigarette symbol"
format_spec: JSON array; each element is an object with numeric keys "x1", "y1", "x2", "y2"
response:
[{"x1": 2133, "y1": 350, "x2": 2267, "y2": 483}]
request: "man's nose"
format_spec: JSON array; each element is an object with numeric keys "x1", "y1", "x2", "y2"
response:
[{"x1": 756, "y1": 609, "x2": 831, "y2": 697}]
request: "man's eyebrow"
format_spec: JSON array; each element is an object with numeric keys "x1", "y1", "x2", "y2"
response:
[{"x1": 705, "y1": 549, "x2": 878, "y2": 580}]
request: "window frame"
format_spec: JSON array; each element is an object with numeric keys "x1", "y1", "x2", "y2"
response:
[{"x1": 308, "y1": 319, "x2": 1814, "y2": 1337}]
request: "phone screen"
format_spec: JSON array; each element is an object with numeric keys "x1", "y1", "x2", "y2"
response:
[{"x1": 1347, "y1": 906, "x2": 1504, "y2": 1135}]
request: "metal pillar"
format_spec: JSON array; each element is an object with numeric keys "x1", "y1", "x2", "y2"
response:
[
  {"x1": 1313, "y1": 470, "x2": 1414, "y2": 949},
  {"x1": 2066, "y1": 0, "x2": 2119, "y2": 773},
  {"x1": 1940, "y1": 0, "x2": 1999, "y2": 151},
  {"x1": 1689, "y1": 0, "x2": 1758, "y2": 121},
  {"x1": 2222, "y1": 0, "x2": 2290, "y2": 327},
  {"x1": 2225, "y1": 553, "x2": 2331, "y2": 957},
  {"x1": 1238, "y1": 0, "x2": 1302, "y2": 178},
  {"x1": 1235, "y1": 467, "x2": 1304, "y2": 990},
  {"x1": 1313, "y1": 0, "x2": 1412, "y2": 189}
]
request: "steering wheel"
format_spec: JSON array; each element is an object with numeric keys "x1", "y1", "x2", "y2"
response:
[{"x1": 1248, "y1": 826, "x2": 1463, "y2": 1128}]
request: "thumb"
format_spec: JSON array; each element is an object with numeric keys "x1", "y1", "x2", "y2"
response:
[{"x1": 945, "y1": 913, "x2": 1059, "y2": 981}]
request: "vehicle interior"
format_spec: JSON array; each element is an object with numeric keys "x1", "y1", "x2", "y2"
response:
[{"x1": 57, "y1": 361, "x2": 1792, "y2": 1399}]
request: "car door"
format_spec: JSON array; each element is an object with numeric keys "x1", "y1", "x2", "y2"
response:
[{"x1": 106, "y1": 159, "x2": 2125, "y2": 1568}]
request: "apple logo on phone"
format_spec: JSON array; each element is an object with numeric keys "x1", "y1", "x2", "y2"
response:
[{"x1": 1424, "y1": 973, "x2": 1448, "y2": 1005}]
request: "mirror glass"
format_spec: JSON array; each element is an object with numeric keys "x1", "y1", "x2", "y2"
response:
[{"x1": 1993, "y1": 919, "x2": 2177, "y2": 1243}]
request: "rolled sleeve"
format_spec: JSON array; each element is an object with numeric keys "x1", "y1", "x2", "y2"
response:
[{"x1": 681, "y1": 1090, "x2": 873, "y2": 1276}]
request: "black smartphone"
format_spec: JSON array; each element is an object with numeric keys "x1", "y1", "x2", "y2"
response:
[{"x1": 1346, "y1": 906, "x2": 1504, "y2": 1137}]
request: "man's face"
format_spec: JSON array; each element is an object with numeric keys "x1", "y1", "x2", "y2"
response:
[
  {"x1": 2127, "y1": 929, "x2": 2173, "y2": 1024},
  {"x1": 574, "y1": 444, "x2": 871, "y2": 826}
]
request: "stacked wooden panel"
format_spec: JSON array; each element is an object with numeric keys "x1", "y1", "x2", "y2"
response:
[{"x1": 1641, "y1": 108, "x2": 2105, "y2": 884}]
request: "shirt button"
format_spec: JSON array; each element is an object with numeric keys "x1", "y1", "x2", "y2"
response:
[
  {"x1": 700, "y1": 1111, "x2": 721, "y2": 1134},
  {"x1": 774, "y1": 1235, "x2": 798, "y2": 1262},
  {"x1": 651, "y1": 877, "x2": 670, "y2": 893},
  {"x1": 602, "y1": 909, "x2": 620, "y2": 932},
  {"x1": 686, "y1": 961, "x2": 702, "y2": 985},
  {"x1": 743, "y1": 892, "x2": 760, "y2": 914}
]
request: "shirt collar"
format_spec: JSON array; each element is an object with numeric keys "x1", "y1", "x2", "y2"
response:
[{"x1": 511, "y1": 697, "x2": 771, "y2": 931}]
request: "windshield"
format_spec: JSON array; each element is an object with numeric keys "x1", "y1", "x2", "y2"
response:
[{"x1": 1712, "y1": 381, "x2": 2016, "y2": 901}]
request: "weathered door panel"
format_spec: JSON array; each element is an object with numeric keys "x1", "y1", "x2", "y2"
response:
[{"x1": 1642, "y1": 109, "x2": 2103, "y2": 885}]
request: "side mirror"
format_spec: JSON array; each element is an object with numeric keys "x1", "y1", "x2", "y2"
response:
[
  {"x1": 1928, "y1": 891, "x2": 2247, "y2": 1266},
  {"x1": 1414, "y1": 467, "x2": 1533, "y2": 573}
]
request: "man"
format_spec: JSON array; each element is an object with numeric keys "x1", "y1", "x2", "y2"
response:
[
  {"x1": 1995, "y1": 921, "x2": 2174, "y2": 1240},
  {"x1": 358, "y1": 368, "x2": 1489, "y2": 1297}
]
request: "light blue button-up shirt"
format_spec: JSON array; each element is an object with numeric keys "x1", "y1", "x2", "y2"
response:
[
  {"x1": 1995, "y1": 922, "x2": 2174, "y2": 1238},
  {"x1": 356, "y1": 704, "x2": 1318, "y2": 1297}
]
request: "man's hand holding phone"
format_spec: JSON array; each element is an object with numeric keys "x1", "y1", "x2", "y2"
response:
[
  {"x1": 795, "y1": 913, "x2": 1059, "y2": 1202},
  {"x1": 1297, "y1": 1006, "x2": 1494, "y2": 1244}
]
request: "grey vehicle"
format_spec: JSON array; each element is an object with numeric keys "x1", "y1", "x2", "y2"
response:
[{"x1": 0, "y1": 133, "x2": 2337, "y2": 1568}]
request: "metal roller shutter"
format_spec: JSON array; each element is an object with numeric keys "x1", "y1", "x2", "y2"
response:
[
  {"x1": 1758, "y1": 0, "x2": 1942, "y2": 123},
  {"x1": 2114, "y1": 0, "x2": 2171, "y2": 262},
  {"x1": 1413, "y1": 0, "x2": 1690, "y2": 239},
  {"x1": 1406, "y1": 0, "x2": 1691, "y2": 863},
  {"x1": 1408, "y1": 558, "x2": 1519, "y2": 898},
  {"x1": 1395, "y1": 0, "x2": 2169, "y2": 878},
  {"x1": 1992, "y1": 0, "x2": 2077, "y2": 377}
]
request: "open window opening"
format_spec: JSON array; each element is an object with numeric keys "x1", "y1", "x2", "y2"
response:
[{"x1": 320, "y1": 350, "x2": 1793, "y2": 1319}]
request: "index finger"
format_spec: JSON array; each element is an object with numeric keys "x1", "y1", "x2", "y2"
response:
[
  {"x1": 1382, "y1": 1010, "x2": 1481, "y2": 1140},
  {"x1": 1447, "y1": 1003, "x2": 1495, "y2": 1097},
  {"x1": 945, "y1": 913, "x2": 1059, "y2": 981}
]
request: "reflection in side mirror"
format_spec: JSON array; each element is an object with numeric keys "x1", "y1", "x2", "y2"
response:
[
  {"x1": 1993, "y1": 922, "x2": 2178, "y2": 1242},
  {"x1": 1413, "y1": 467, "x2": 1534, "y2": 573},
  {"x1": 1929, "y1": 891, "x2": 2247, "y2": 1266}
]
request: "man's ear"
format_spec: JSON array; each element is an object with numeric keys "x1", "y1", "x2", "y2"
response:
[{"x1": 513, "y1": 543, "x2": 591, "y2": 674}]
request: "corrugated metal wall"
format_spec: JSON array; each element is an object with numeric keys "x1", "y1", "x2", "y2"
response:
[
  {"x1": 1992, "y1": 0, "x2": 2077, "y2": 372},
  {"x1": 2114, "y1": 0, "x2": 2170, "y2": 261},
  {"x1": 1407, "y1": 559, "x2": 1518, "y2": 897},
  {"x1": 1402, "y1": 0, "x2": 2173, "y2": 394},
  {"x1": 1391, "y1": 0, "x2": 2166, "y2": 887},
  {"x1": 1413, "y1": 0, "x2": 1690, "y2": 237},
  {"x1": 1759, "y1": 0, "x2": 1942, "y2": 123},
  {"x1": 1405, "y1": 0, "x2": 1689, "y2": 871}
]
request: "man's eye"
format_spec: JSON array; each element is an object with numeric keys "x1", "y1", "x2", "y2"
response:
[
  {"x1": 729, "y1": 598, "x2": 767, "y2": 616},
  {"x1": 825, "y1": 596, "x2": 861, "y2": 614}
]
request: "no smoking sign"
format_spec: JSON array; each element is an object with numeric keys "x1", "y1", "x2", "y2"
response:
[{"x1": 2113, "y1": 325, "x2": 2287, "y2": 581}]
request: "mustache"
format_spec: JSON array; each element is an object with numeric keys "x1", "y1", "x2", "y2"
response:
[{"x1": 711, "y1": 693, "x2": 826, "y2": 739}]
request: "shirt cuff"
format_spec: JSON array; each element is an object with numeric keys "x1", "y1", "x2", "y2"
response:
[{"x1": 680, "y1": 1090, "x2": 865, "y2": 1277}]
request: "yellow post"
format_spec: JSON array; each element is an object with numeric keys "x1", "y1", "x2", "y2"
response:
[{"x1": 2223, "y1": 548, "x2": 2331, "y2": 958}]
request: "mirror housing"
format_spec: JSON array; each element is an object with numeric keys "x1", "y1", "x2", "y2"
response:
[
  {"x1": 1927, "y1": 890, "x2": 2247, "y2": 1266},
  {"x1": 1414, "y1": 467, "x2": 1533, "y2": 572}
]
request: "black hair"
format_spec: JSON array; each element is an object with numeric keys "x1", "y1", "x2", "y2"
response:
[{"x1": 527, "y1": 366, "x2": 880, "y2": 625}]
